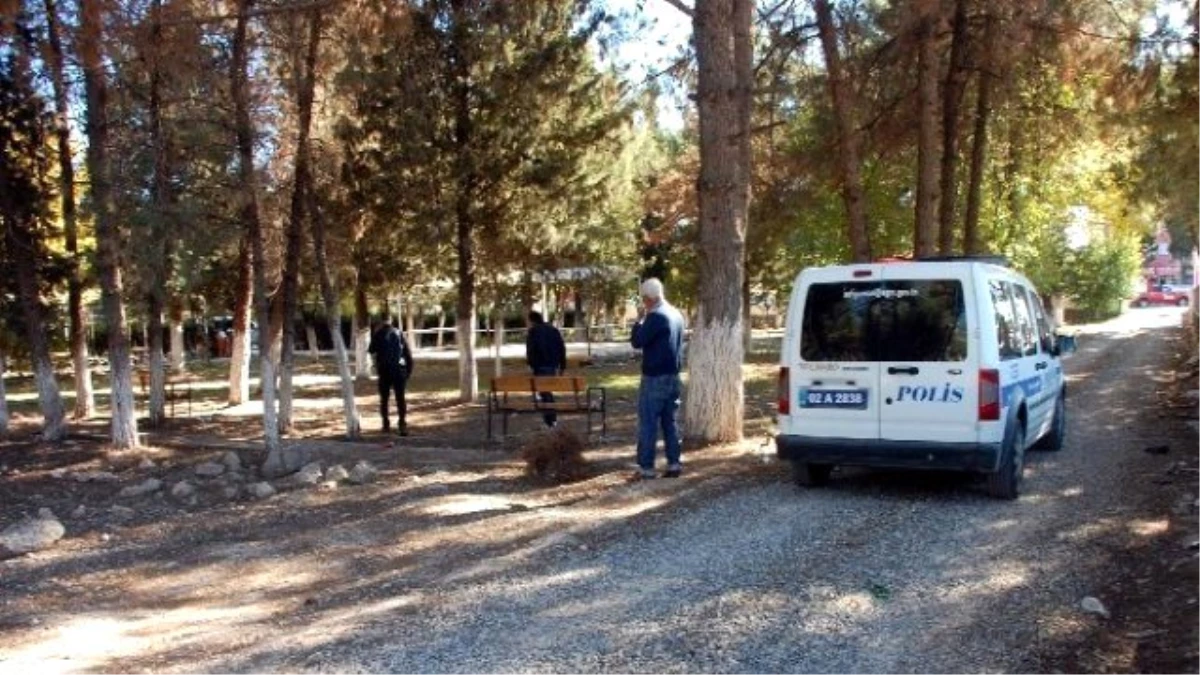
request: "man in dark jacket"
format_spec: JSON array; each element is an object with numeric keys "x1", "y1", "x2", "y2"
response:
[
  {"x1": 526, "y1": 310, "x2": 566, "y2": 427},
  {"x1": 368, "y1": 320, "x2": 415, "y2": 435},
  {"x1": 630, "y1": 278, "x2": 685, "y2": 479}
]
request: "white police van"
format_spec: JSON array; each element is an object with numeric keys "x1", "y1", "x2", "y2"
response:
[{"x1": 775, "y1": 257, "x2": 1073, "y2": 499}]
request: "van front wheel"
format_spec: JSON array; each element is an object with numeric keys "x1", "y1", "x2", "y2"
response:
[
  {"x1": 792, "y1": 462, "x2": 833, "y2": 487},
  {"x1": 986, "y1": 422, "x2": 1026, "y2": 500}
]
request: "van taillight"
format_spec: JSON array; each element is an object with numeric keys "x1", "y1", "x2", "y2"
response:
[
  {"x1": 979, "y1": 369, "x2": 1000, "y2": 421},
  {"x1": 777, "y1": 367, "x2": 790, "y2": 415}
]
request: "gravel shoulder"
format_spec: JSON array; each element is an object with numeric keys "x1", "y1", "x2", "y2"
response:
[{"x1": 0, "y1": 311, "x2": 1195, "y2": 673}]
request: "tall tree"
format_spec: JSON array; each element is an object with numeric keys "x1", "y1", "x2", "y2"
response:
[
  {"x1": 43, "y1": 0, "x2": 96, "y2": 419},
  {"x1": 913, "y1": 0, "x2": 941, "y2": 257},
  {"x1": 683, "y1": 0, "x2": 753, "y2": 443},
  {"x1": 231, "y1": 0, "x2": 283, "y2": 470},
  {"x1": 937, "y1": 0, "x2": 970, "y2": 255},
  {"x1": 0, "y1": 7, "x2": 67, "y2": 442},
  {"x1": 80, "y1": 0, "x2": 139, "y2": 448},
  {"x1": 815, "y1": 0, "x2": 870, "y2": 262},
  {"x1": 228, "y1": 239, "x2": 254, "y2": 404},
  {"x1": 963, "y1": 12, "x2": 996, "y2": 255}
]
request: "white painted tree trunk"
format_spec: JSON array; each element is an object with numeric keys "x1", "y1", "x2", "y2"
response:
[
  {"x1": 457, "y1": 315, "x2": 478, "y2": 403},
  {"x1": 436, "y1": 311, "x2": 447, "y2": 348},
  {"x1": 683, "y1": 318, "x2": 744, "y2": 442},
  {"x1": 229, "y1": 328, "x2": 251, "y2": 405},
  {"x1": 493, "y1": 309, "x2": 504, "y2": 378},
  {"x1": 169, "y1": 321, "x2": 185, "y2": 371},
  {"x1": 354, "y1": 328, "x2": 370, "y2": 380},
  {"x1": 0, "y1": 352, "x2": 7, "y2": 436},
  {"x1": 306, "y1": 324, "x2": 320, "y2": 355}
]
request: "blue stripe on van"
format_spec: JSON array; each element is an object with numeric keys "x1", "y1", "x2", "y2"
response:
[{"x1": 1001, "y1": 375, "x2": 1043, "y2": 408}]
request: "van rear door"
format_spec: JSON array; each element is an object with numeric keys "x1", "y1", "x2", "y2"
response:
[
  {"x1": 792, "y1": 267, "x2": 885, "y2": 440},
  {"x1": 877, "y1": 265, "x2": 977, "y2": 443}
]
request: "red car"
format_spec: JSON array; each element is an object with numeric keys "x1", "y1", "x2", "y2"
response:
[{"x1": 1133, "y1": 285, "x2": 1190, "y2": 307}]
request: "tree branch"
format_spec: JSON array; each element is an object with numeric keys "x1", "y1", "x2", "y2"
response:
[{"x1": 659, "y1": 0, "x2": 693, "y2": 19}]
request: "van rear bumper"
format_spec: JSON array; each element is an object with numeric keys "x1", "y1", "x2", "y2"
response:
[{"x1": 775, "y1": 435, "x2": 1002, "y2": 473}]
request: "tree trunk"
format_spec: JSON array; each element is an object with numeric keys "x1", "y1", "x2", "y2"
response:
[
  {"x1": 354, "y1": 278, "x2": 370, "y2": 379},
  {"x1": 684, "y1": 0, "x2": 752, "y2": 443},
  {"x1": 451, "y1": 0, "x2": 478, "y2": 403},
  {"x1": 963, "y1": 16, "x2": 995, "y2": 256},
  {"x1": 0, "y1": 352, "x2": 8, "y2": 437},
  {"x1": 815, "y1": 0, "x2": 871, "y2": 262},
  {"x1": 231, "y1": 0, "x2": 282, "y2": 468},
  {"x1": 299, "y1": 9, "x2": 359, "y2": 439},
  {"x1": 168, "y1": 302, "x2": 185, "y2": 371},
  {"x1": 493, "y1": 306, "x2": 503, "y2": 378},
  {"x1": 147, "y1": 297, "x2": 167, "y2": 426},
  {"x1": 937, "y1": 0, "x2": 970, "y2": 255},
  {"x1": 741, "y1": 273, "x2": 753, "y2": 354},
  {"x1": 914, "y1": 0, "x2": 941, "y2": 258},
  {"x1": 43, "y1": 0, "x2": 95, "y2": 420},
  {"x1": 80, "y1": 0, "x2": 138, "y2": 448},
  {"x1": 436, "y1": 310, "x2": 447, "y2": 348},
  {"x1": 228, "y1": 237, "x2": 253, "y2": 404}
]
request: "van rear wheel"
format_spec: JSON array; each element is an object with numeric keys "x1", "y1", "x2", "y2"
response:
[
  {"x1": 986, "y1": 422, "x2": 1025, "y2": 500},
  {"x1": 792, "y1": 462, "x2": 833, "y2": 487}
]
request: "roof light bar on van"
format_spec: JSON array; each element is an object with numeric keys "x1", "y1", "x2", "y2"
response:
[{"x1": 979, "y1": 369, "x2": 1001, "y2": 421}]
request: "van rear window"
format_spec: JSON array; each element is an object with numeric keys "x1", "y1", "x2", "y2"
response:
[{"x1": 800, "y1": 280, "x2": 967, "y2": 362}]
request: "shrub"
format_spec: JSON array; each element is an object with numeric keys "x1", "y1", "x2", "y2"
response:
[{"x1": 520, "y1": 427, "x2": 588, "y2": 484}]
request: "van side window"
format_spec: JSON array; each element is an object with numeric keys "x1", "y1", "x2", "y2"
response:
[
  {"x1": 1027, "y1": 291, "x2": 1055, "y2": 354},
  {"x1": 989, "y1": 280, "x2": 1022, "y2": 361},
  {"x1": 1010, "y1": 285, "x2": 1039, "y2": 357}
]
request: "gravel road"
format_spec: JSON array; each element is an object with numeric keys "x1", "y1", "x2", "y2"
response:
[{"x1": 256, "y1": 308, "x2": 1190, "y2": 673}]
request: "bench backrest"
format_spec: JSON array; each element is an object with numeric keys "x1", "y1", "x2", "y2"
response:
[{"x1": 490, "y1": 375, "x2": 587, "y2": 395}]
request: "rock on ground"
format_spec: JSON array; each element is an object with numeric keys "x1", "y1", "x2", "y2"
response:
[
  {"x1": 248, "y1": 482, "x2": 276, "y2": 499},
  {"x1": 108, "y1": 505, "x2": 136, "y2": 521},
  {"x1": 294, "y1": 463, "x2": 324, "y2": 486},
  {"x1": 348, "y1": 461, "x2": 378, "y2": 485},
  {"x1": 72, "y1": 471, "x2": 119, "y2": 483},
  {"x1": 222, "y1": 451, "x2": 243, "y2": 473},
  {"x1": 0, "y1": 514, "x2": 65, "y2": 557},
  {"x1": 119, "y1": 478, "x2": 163, "y2": 498},
  {"x1": 325, "y1": 465, "x2": 350, "y2": 482},
  {"x1": 194, "y1": 462, "x2": 226, "y2": 478},
  {"x1": 171, "y1": 481, "x2": 197, "y2": 499}
]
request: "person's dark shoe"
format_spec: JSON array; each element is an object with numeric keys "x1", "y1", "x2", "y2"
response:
[
  {"x1": 399, "y1": 428, "x2": 409, "y2": 437},
  {"x1": 664, "y1": 466, "x2": 683, "y2": 478},
  {"x1": 630, "y1": 469, "x2": 657, "y2": 482},
  {"x1": 382, "y1": 423, "x2": 390, "y2": 434}
]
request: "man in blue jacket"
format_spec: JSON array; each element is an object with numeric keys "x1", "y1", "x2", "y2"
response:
[
  {"x1": 525, "y1": 310, "x2": 567, "y2": 428},
  {"x1": 368, "y1": 320, "x2": 414, "y2": 436},
  {"x1": 630, "y1": 278, "x2": 685, "y2": 479}
]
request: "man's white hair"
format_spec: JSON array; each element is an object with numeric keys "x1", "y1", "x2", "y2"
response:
[{"x1": 640, "y1": 277, "x2": 664, "y2": 301}]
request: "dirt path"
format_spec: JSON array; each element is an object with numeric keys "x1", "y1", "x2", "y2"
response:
[{"x1": 0, "y1": 311, "x2": 1195, "y2": 673}]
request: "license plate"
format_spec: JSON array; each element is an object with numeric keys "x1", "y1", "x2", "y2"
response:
[{"x1": 798, "y1": 387, "x2": 869, "y2": 410}]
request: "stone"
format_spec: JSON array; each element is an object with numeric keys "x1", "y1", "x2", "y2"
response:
[
  {"x1": 108, "y1": 505, "x2": 135, "y2": 520},
  {"x1": 248, "y1": 482, "x2": 276, "y2": 499},
  {"x1": 0, "y1": 513, "x2": 65, "y2": 557},
  {"x1": 72, "y1": 471, "x2": 119, "y2": 483},
  {"x1": 170, "y1": 481, "x2": 197, "y2": 499},
  {"x1": 138, "y1": 458, "x2": 156, "y2": 469},
  {"x1": 295, "y1": 462, "x2": 323, "y2": 486},
  {"x1": 118, "y1": 478, "x2": 163, "y2": 498},
  {"x1": 70, "y1": 505, "x2": 87, "y2": 519},
  {"x1": 317, "y1": 480, "x2": 339, "y2": 492},
  {"x1": 222, "y1": 451, "x2": 243, "y2": 473},
  {"x1": 1081, "y1": 596, "x2": 1110, "y2": 619},
  {"x1": 194, "y1": 462, "x2": 225, "y2": 478},
  {"x1": 50, "y1": 468, "x2": 67, "y2": 479},
  {"x1": 222, "y1": 486, "x2": 241, "y2": 500},
  {"x1": 222, "y1": 471, "x2": 246, "y2": 484},
  {"x1": 347, "y1": 461, "x2": 378, "y2": 485},
  {"x1": 325, "y1": 465, "x2": 349, "y2": 483}
]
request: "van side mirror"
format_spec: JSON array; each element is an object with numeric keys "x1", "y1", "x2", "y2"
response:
[{"x1": 1053, "y1": 332, "x2": 1077, "y2": 356}]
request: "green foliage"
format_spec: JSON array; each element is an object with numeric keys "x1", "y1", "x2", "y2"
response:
[{"x1": 1063, "y1": 234, "x2": 1141, "y2": 321}]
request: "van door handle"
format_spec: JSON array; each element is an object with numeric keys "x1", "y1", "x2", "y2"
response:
[
  {"x1": 1035, "y1": 362, "x2": 1048, "y2": 371},
  {"x1": 887, "y1": 366, "x2": 920, "y2": 375}
]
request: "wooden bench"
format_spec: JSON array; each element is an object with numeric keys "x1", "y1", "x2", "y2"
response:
[
  {"x1": 136, "y1": 369, "x2": 195, "y2": 417},
  {"x1": 487, "y1": 375, "x2": 606, "y2": 440}
]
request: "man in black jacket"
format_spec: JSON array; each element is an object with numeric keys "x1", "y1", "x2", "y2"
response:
[
  {"x1": 368, "y1": 320, "x2": 415, "y2": 435},
  {"x1": 525, "y1": 310, "x2": 566, "y2": 428}
]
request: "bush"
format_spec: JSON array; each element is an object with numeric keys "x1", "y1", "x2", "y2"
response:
[
  {"x1": 1064, "y1": 237, "x2": 1141, "y2": 322},
  {"x1": 520, "y1": 427, "x2": 588, "y2": 484}
]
